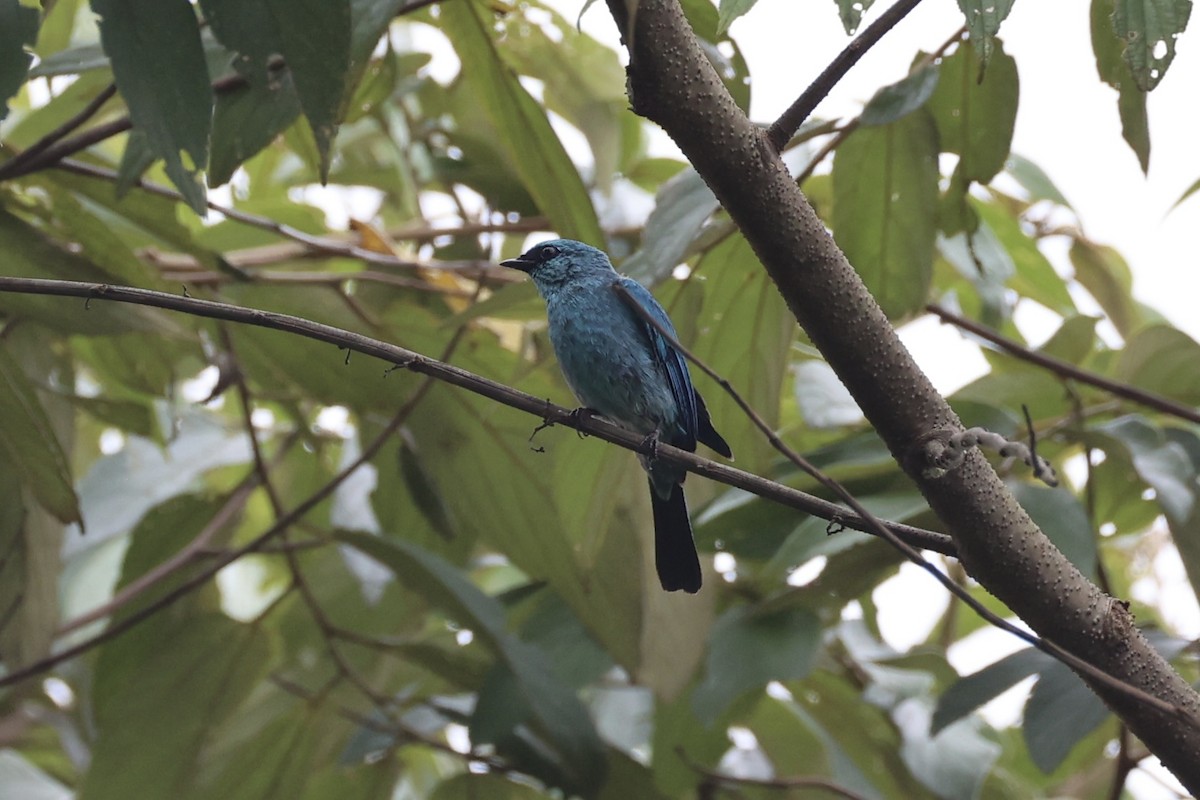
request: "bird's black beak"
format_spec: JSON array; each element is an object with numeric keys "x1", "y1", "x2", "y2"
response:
[{"x1": 500, "y1": 255, "x2": 535, "y2": 273}]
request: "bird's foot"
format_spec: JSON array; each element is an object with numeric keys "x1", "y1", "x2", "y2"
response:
[
  {"x1": 567, "y1": 407, "x2": 599, "y2": 438},
  {"x1": 638, "y1": 430, "x2": 662, "y2": 463}
]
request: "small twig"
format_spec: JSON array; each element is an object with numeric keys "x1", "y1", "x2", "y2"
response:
[
  {"x1": 677, "y1": 747, "x2": 869, "y2": 800},
  {"x1": 795, "y1": 121, "x2": 857, "y2": 186},
  {"x1": 791, "y1": 26, "x2": 963, "y2": 184},
  {"x1": 928, "y1": 304, "x2": 1200, "y2": 426},
  {"x1": 766, "y1": 0, "x2": 929, "y2": 151},
  {"x1": 613, "y1": 282, "x2": 1189, "y2": 723},
  {"x1": 5, "y1": 83, "x2": 118, "y2": 173}
]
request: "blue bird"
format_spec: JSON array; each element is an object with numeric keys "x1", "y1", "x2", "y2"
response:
[{"x1": 502, "y1": 239, "x2": 732, "y2": 593}]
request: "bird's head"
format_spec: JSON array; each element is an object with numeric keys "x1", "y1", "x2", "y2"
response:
[{"x1": 500, "y1": 239, "x2": 614, "y2": 291}]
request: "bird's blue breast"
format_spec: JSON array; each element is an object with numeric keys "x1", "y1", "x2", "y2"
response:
[{"x1": 544, "y1": 278, "x2": 684, "y2": 442}]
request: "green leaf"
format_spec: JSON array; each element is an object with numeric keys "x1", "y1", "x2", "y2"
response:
[
  {"x1": 933, "y1": 648, "x2": 1052, "y2": 733},
  {"x1": 939, "y1": 216, "x2": 1015, "y2": 320},
  {"x1": 92, "y1": 0, "x2": 213, "y2": 214},
  {"x1": 69, "y1": 408, "x2": 251, "y2": 550},
  {"x1": 336, "y1": 532, "x2": 608, "y2": 795},
  {"x1": 82, "y1": 614, "x2": 274, "y2": 799},
  {"x1": 836, "y1": 0, "x2": 877, "y2": 34},
  {"x1": 1036, "y1": 314, "x2": 1097, "y2": 365},
  {"x1": 0, "y1": 457, "x2": 63, "y2": 669},
  {"x1": 263, "y1": 0, "x2": 352, "y2": 180},
  {"x1": 1092, "y1": 0, "x2": 1153, "y2": 171},
  {"x1": 683, "y1": 235, "x2": 796, "y2": 472},
  {"x1": 651, "y1": 686, "x2": 736, "y2": 795},
  {"x1": 1116, "y1": 71, "x2": 1150, "y2": 172},
  {"x1": 1117, "y1": 324, "x2": 1200, "y2": 405},
  {"x1": 1112, "y1": 0, "x2": 1193, "y2": 90},
  {"x1": 1068, "y1": 239, "x2": 1142, "y2": 336},
  {"x1": 832, "y1": 108, "x2": 939, "y2": 319},
  {"x1": 1004, "y1": 153, "x2": 1074, "y2": 208},
  {"x1": 1092, "y1": 416, "x2": 1196, "y2": 531},
  {"x1": 0, "y1": 0, "x2": 37, "y2": 121},
  {"x1": 899, "y1": 704, "x2": 1001, "y2": 800},
  {"x1": 1010, "y1": 483, "x2": 1096, "y2": 577},
  {"x1": 29, "y1": 41, "x2": 112, "y2": 78},
  {"x1": 1160, "y1": 427, "x2": 1200, "y2": 596},
  {"x1": 1023, "y1": 661, "x2": 1111, "y2": 773},
  {"x1": 33, "y1": 0, "x2": 81, "y2": 59},
  {"x1": 692, "y1": 606, "x2": 820, "y2": 723},
  {"x1": 0, "y1": 345, "x2": 81, "y2": 525},
  {"x1": 0, "y1": 203, "x2": 178, "y2": 331},
  {"x1": 716, "y1": 0, "x2": 758, "y2": 34},
  {"x1": 439, "y1": 0, "x2": 603, "y2": 246},
  {"x1": 1172, "y1": 174, "x2": 1200, "y2": 210},
  {"x1": 432, "y1": 774, "x2": 550, "y2": 800},
  {"x1": 621, "y1": 168, "x2": 719, "y2": 283},
  {"x1": 977, "y1": 199, "x2": 1075, "y2": 314},
  {"x1": 198, "y1": 0, "x2": 282, "y2": 85},
  {"x1": 208, "y1": 69, "x2": 303, "y2": 186},
  {"x1": 927, "y1": 39, "x2": 1018, "y2": 184},
  {"x1": 186, "y1": 697, "x2": 343, "y2": 800},
  {"x1": 860, "y1": 65, "x2": 940, "y2": 127},
  {"x1": 495, "y1": 2, "x2": 633, "y2": 191},
  {"x1": 956, "y1": 0, "x2": 1015, "y2": 63}
]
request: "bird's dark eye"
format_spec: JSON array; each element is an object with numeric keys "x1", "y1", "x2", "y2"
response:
[{"x1": 540, "y1": 245, "x2": 560, "y2": 260}]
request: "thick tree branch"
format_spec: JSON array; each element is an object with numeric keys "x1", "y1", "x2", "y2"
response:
[{"x1": 604, "y1": 0, "x2": 1200, "y2": 789}]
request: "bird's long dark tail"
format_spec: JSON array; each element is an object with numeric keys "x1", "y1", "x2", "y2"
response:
[{"x1": 650, "y1": 483, "x2": 702, "y2": 593}]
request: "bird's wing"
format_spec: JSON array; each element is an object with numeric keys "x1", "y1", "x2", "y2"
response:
[{"x1": 616, "y1": 277, "x2": 698, "y2": 449}]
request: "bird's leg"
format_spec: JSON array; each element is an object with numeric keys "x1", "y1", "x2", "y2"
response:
[
  {"x1": 528, "y1": 398, "x2": 560, "y2": 445},
  {"x1": 567, "y1": 406, "x2": 600, "y2": 438}
]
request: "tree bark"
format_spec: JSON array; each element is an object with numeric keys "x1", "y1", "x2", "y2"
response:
[{"x1": 603, "y1": 0, "x2": 1200, "y2": 789}]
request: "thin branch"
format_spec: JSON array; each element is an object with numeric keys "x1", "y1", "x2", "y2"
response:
[
  {"x1": 795, "y1": 121, "x2": 857, "y2": 186},
  {"x1": 766, "y1": 0, "x2": 928, "y2": 152},
  {"x1": 7, "y1": 83, "x2": 118, "y2": 170},
  {"x1": 158, "y1": 268, "x2": 489, "y2": 295},
  {"x1": 678, "y1": 747, "x2": 868, "y2": 800},
  {"x1": 53, "y1": 159, "x2": 523, "y2": 284},
  {"x1": 791, "y1": 26, "x2": 961, "y2": 184},
  {"x1": 927, "y1": 304, "x2": 1200, "y2": 426},
  {"x1": 1106, "y1": 724, "x2": 1135, "y2": 800},
  {"x1": 0, "y1": 276, "x2": 954, "y2": 557},
  {"x1": 0, "y1": 64, "x2": 270, "y2": 181},
  {"x1": 613, "y1": 283, "x2": 1188, "y2": 722}
]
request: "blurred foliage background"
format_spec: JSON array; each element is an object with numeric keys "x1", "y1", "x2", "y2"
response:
[{"x1": 0, "y1": 0, "x2": 1197, "y2": 797}]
